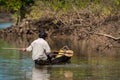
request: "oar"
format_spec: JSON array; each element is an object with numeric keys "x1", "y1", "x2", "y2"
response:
[
  {"x1": 1, "y1": 48, "x2": 74, "y2": 57},
  {"x1": 1, "y1": 48, "x2": 23, "y2": 50}
]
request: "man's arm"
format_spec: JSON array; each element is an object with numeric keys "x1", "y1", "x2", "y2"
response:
[
  {"x1": 44, "y1": 42, "x2": 51, "y2": 55},
  {"x1": 20, "y1": 43, "x2": 33, "y2": 52},
  {"x1": 44, "y1": 42, "x2": 51, "y2": 61}
]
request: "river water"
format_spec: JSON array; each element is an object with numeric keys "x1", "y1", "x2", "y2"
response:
[
  {"x1": 0, "y1": 22, "x2": 12, "y2": 29},
  {"x1": 0, "y1": 22, "x2": 120, "y2": 80},
  {"x1": 0, "y1": 38, "x2": 120, "y2": 80}
]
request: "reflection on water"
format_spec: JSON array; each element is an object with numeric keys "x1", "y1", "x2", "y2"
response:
[
  {"x1": 64, "y1": 71, "x2": 73, "y2": 80},
  {"x1": 32, "y1": 66, "x2": 50, "y2": 80},
  {"x1": 0, "y1": 38, "x2": 120, "y2": 80},
  {"x1": 32, "y1": 66, "x2": 73, "y2": 80}
]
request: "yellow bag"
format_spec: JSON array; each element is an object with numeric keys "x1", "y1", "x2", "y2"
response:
[
  {"x1": 56, "y1": 49, "x2": 64, "y2": 58},
  {"x1": 56, "y1": 49, "x2": 74, "y2": 58}
]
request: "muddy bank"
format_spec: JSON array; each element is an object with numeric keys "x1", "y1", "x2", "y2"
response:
[{"x1": 0, "y1": 12, "x2": 120, "y2": 56}]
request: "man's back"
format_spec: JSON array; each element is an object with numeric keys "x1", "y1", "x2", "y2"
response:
[{"x1": 26, "y1": 38, "x2": 51, "y2": 60}]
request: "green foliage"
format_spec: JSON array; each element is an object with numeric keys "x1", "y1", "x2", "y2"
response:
[
  {"x1": 73, "y1": 0, "x2": 90, "y2": 8},
  {"x1": 0, "y1": 0, "x2": 34, "y2": 10},
  {"x1": 114, "y1": 0, "x2": 120, "y2": 5},
  {"x1": 0, "y1": 0, "x2": 21, "y2": 11},
  {"x1": 102, "y1": 7, "x2": 111, "y2": 16},
  {"x1": 113, "y1": 0, "x2": 120, "y2": 11},
  {"x1": 0, "y1": 0, "x2": 120, "y2": 21},
  {"x1": 23, "y1": 0, "x2": 34, "y2": 6},
  {"x1": 0, "y1": 0, "x2": 6, "y2": 5},
  {"x1": 0, "y1": 0, "x2": 34, "y2": 23},
  {"x1": 51, "y1": 0, "x2": 71, "y2": 12},
  {"x1": 29, "y1": 1, "x2": 44, "y2": 19}
]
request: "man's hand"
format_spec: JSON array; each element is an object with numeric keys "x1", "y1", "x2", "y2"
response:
[{"x1": 19, "y1": 48, "x2": 26, "y2": 51}]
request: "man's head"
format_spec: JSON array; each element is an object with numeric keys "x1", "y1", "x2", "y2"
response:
[{"x1": 39, "y1": 32, "x2": 48, "y2": 39}]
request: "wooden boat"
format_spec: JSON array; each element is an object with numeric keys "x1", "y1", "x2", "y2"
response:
[
  {"x1": 2, "y1": 46, "x2": 73, "y2": 65},
  {"x1": 35, "y1": 48, "x2": 74, "y2": 65}
]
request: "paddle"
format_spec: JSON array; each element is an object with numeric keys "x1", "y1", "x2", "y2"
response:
[
  {"x1": 1, "y1": 48, "x2": 74, "y2": 57},
  {"x1": 1, "y1": 48, "x2": 23, "y2": 50}
]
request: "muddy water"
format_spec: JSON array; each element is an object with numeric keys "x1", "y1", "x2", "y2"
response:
[{"x1": 0, "y1": 38, "x2": 120, "y2": 80}]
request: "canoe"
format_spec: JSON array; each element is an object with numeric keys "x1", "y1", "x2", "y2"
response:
[{"x1": 35, "y1": 49, "x2": 73, "y2": 65}]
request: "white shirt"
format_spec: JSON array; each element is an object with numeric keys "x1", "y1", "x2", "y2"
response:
[{"x1": 26, "y1": 38, "x2": 51, "y2": 60}]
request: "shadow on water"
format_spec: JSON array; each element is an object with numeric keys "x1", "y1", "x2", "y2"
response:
[{"x1": 0, "y1": 37, "x2": 120, "y2": 80}]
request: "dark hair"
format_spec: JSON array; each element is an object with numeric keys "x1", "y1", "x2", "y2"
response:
[{"x1": 39, "y1": 32, "x2": 48, "y2": 39}]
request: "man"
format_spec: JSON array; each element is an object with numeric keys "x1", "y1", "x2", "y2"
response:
[{"x1": 21, "y1": 32, "x2": 51, "y2": 65}]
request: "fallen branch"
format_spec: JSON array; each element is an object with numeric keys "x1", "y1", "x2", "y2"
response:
[{"x1": 94, "y1": 32, "x2": 120, "y2": 41}]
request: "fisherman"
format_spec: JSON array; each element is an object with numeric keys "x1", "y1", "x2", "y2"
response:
[{"x1": 21, "y1": 32, "x2": 51, "y2": 65}]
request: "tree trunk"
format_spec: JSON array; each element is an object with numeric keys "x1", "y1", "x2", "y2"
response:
[{"x1": 16, "y1": 10, "x2": 21, "y2": 26}]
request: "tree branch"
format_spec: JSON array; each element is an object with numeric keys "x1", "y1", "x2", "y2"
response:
[{"x1": 94, "y1": 32, "x2": 120, "y2": 41}]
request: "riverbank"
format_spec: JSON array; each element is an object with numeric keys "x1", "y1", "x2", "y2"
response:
[
  {"x1": 0, "y1": 11, "x2": 120, "y2": 40},
  {"x1": 0, "y1": 11, "x2": 120, "y2": 56}
]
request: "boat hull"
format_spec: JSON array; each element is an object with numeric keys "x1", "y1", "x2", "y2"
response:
[{"x1": 34, "y1": 55, "x2": 71, "y2": 65}]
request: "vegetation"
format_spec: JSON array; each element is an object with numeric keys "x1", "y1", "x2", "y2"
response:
[
  {"x1": 29, "y1": 0, "x2": 120, "y2": 20},
  {"x1": 0, "y1": 0, "x2": 120, "y2": 23},
  {"x1": 0, "y1": 0, "x2": 34, "y2": 24}
]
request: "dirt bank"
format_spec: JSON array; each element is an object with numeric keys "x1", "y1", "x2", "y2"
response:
[{"x1": 0, "y1": 12, "x2": 120, "y2": 56}]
